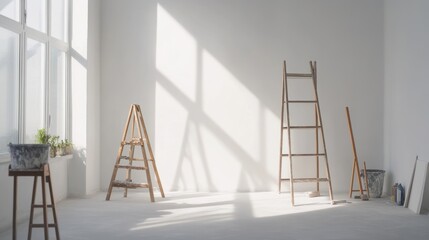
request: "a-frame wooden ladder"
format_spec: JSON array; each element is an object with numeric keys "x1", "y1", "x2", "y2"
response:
[
  {"x1": 279, "y1": 61, "x2": 334, "y2": 206},
  {"x1": 106, "y1": 104, "x2": 165, "y2": 202}
]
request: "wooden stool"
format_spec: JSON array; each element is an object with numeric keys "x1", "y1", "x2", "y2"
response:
[{"x1": 9, "y1": 164, "x2": 60, "y2": 240}]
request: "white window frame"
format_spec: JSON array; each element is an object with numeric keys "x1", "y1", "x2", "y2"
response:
[{"x1": 0, "y1": 0, "x2": 70, "y2": 161}]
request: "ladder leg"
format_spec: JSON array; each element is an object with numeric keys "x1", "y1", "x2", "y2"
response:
[
  {"x1": 141, "y1": 144, "x2": 155, "y2": 202},
  {"x1": 289, "y1": 159, "x2": 295, "y2": 206},
  {"x1": 151, "y1": 160, "x2": 165, "y2": 198},
  {"x1": 28, "y1": 176, "x2": 37, "y2": 240},
  {"x1": 363, "y1": 161, "x2": 370, "y2": 198},
  {"x1": 349, "y1": 159, "x2": 356, "y2": 198},
  {"x1": 279, "y1": 61, "x2": 286, "y2": 193},
  {"x1": 137, "y1": 105, "x2": 165, "y2": 198},
  {"x1": 315, "y1": 105, "x2": 320, "y2": 193}
]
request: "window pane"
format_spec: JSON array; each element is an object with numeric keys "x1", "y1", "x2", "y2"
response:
[
  {"x1": 0, "y1": 27, "x2": 19, "y2": 153},
  {"x1": 26, "y1": 0, "x2": 46, "y2": 32},
  {"x1": 25, "y1": 38, "x2": 45, "y2": 143},
  {"x1": 0, "y1": 0, "x2": 20, "y2": 21},
  {"x1": 51, "y1": 0, "x2": 67, "y2": 41},
  {"x1": 49, "y1": 48, "x2": 66, "y2": 140}
]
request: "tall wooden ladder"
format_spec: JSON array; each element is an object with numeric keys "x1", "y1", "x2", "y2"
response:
[
  {"x1": 106, "y1": 104, "x2": 165, "y2": 202},
  {"x1": 279, "y1": 61, "x2": 334, "y2": 206},
  {"x1": 346, "y1": 106, "x2": 370, "y2": 200}
]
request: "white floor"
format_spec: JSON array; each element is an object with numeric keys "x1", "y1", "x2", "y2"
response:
[{"x1": 1, "y1": 191, "x2": 428, "y2": 240}]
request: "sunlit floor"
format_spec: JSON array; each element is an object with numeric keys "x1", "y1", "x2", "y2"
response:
[{"x1": 1, "y1": 191, "x2": 428, "y2": 240}]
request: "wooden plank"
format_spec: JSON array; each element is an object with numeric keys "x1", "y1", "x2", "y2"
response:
[
  {"x1": 286, "y1": 73, "x2": 313, "y2": 78},
  {"x1": 281, "y1": 178, "x2": 329, "y2": 183},
  {"x1": 31, "y1": 224, "x2": 57, "y2": 228},
  {"x1": 408, "y1": 160, "x2": 429, "y2": 214},
  {"x1": 405, "y1": 156, "x2": 419, "y2": 208},
  {"x1": 116, "y1": 165, "x2": 146, "y2": 170},
  {"x1": 112, "y1": 181, "x2": 149, "y2": 189},
  {"x1": 283, "y1": 126, "x2": 321, "y2": 129},
  {"x1": 288, "y1": 100, "x2": 317, "y2": 103},
  {"x1": 282, "y1": 153, "x2": 326, "y2": 157}
]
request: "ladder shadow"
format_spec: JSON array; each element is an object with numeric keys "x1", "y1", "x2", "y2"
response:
[
  {"x1": 171, "y1": 117, "x2": 217, "y2": 191},
  {"x1": 157, "y1": 71, "x2": 274, "y2": 191}
]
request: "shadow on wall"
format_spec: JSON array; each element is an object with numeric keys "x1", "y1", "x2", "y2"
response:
[{"x1": 154, "y1": 1, "x2": 296, "y2": 192}]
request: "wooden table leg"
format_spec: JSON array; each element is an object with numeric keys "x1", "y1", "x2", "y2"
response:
[
  {"x1": 28, "y1": 176, "x2": 38, "y2": 240},
  {"x1": 13, "y1": 176, "x2": 17, "y2": 240},
  {"x1": 47, "y1": 175, "x2": 60, "y2": 240},
  {"x1": 41, "y1": 173, "x2": 49, "y2": 240}
]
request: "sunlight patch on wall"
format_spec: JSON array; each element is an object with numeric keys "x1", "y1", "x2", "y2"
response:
[
  {"x1": 72, "y1": 0, "x2": 88, "y2": 58},
  {"x1": 202, "y1": 49, "x2": 260, "y2": 158},
  {"x1": 71, "y1": 58, "x2": 87, "y2": 148},
  {"x1": 156, "y1": 4, "x2": 197, "y2": 102}
]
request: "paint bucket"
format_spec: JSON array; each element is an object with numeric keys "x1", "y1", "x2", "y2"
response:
[
  {"x1": 8, "y1": 143, "x2": 50, "y2": 169},
  {"x1": 361, "y1": 169, "x2": 385, "y2": 198}
]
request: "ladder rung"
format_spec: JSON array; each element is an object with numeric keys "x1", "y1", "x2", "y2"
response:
[
  {"x1": 122, "y1": 138, "x2": 145, "y2": 145},
  {"x1": 281, "y1": 178, "x2": 329, "y2": 183},
  {"x1": 33, "y1": 204, "x2": 53, "y2": 208},
  {"x1": 282, "y1": 153, "x2": 326, "y2": 157},
  {"x1": 286, "y1": 73, "x2": 313, "y2": 78},
  {"x1": 112, "y1": 180, "x2": 149, "y2": 189},
  {"x1": 119, "y1": 156, "x2": 145, "y2": 161},
  {"x1": 287, "y1": 100, "x2": 317, "y2": 103},
  {"x1": 122, "y1": 141, "x2": 143, "y2": 146},
  {"x1": 115, "y1": 165, "x2": 146, "y2": 170},
  {"x1": 283, "y1": 126, "x2": 321, "y2": 129},
  {"x1": 31, "y1": 224, "x2": 57, "y2": 228}
]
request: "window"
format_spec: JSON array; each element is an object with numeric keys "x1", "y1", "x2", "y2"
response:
[
  {"x1": 0, "y1": 27, "x2": 19, "y2": 153},
  {"x1": 26, "y1": 0, "x2": 47, "y2": 32},
  {"x1": 49, "y1": 48, "x2": 66, "y2": 140},
  {"x1": 25, "y1": 38, "x2": 46, "y2": 143},
  {"x1": 0, "y1": 0, "x2": 70, "y2": 156},
  {"x1": 51, "y1": 0, "x2": 68, "y2": 41},
  {"x1": 0, "y1": 0, "x2": 20, "y2": 22}
]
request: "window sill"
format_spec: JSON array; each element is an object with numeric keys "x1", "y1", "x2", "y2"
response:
[{"x1": 50, "y1": 154, "x2": 73, "y2": 161}]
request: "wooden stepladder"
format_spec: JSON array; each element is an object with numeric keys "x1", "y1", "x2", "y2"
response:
[
  {"x1": 279, "y1": 61, "x2": 334, "y2": 206},
  {"x1": 106, "y1": 104, "x2": 165, "y2": 202},
  {"x1": 346, "y1": 106, "x2": 370, "y2": 200}
]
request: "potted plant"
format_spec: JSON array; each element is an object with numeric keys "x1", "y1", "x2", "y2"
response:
[
  {"x1": 35, "y1": 128, "x2": 50, "y2": 144},
  {"x1": 64, "y1": 139, "x2": 73, "y2": 155},
  {"x1": 56, "y1": 140, "x2": 67, "y2": 157},
  {"x1": 48, "y1": 135, "x2": 59, "y2": 158}
]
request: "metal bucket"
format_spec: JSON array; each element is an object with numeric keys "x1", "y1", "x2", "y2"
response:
[
  {"x1": 8, "y1": 143, "x2": 50, "y2": 169},
  {"x1": 361, "y1": 169, "x2": 385, "y2": 198}
]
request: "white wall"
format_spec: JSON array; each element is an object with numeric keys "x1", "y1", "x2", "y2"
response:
[
  {"x1": 384, "y1": 0, "x2": 429, "y2": 191},
  {"x1": 101, "y1": 0, "x2": 384, "y2": 193},
  {"x1": 100, "y1": 0, "x2": 158, "y2": 192},
  {"x1": 86, "y1": 0, "x2": 101, "y2": 196},
  {"x1": 68, "y1": 0, "x2": 101, "y2": 197}
]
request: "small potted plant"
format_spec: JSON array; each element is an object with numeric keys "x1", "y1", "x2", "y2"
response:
[
  {"x1": 48, "y1": 135, "x2": 59, "y2": 158},
  {"x1": 35, "y1": 128, "x2": 50, "y2": 144},
  {"x1": 56, "y1": 140, "x2": 66, "y2": 157},
  {"x1": 64, "y1": 139, "x2": 73, "y2": 155},
  {"x1": 35, "y1": 129, "x2": 57, "y2": 158}
]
